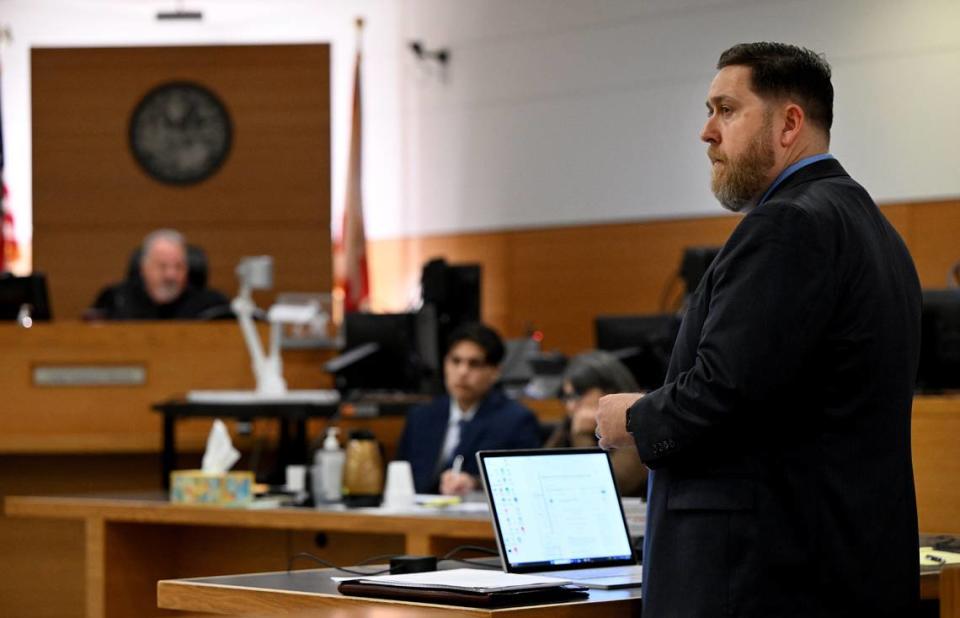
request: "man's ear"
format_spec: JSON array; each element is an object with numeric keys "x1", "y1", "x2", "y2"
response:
[{"x1": 780, "y1": 103, "x2": 805, "y2": 147}]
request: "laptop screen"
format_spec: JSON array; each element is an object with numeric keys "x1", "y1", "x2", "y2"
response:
[{"x1": 477, "y1": 448, "x2": 636, "y2": 573}]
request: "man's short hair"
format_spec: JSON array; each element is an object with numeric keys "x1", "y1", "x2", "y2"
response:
[
  {"x1": 717, "y1": 42, "x2": 833, "y2": 134},
  {"x1": 141, "y1": 228, "x2": 187, "y2": 265},
  {"x1": 445, "y1": 322, "x2": 505, "y2": 366}
]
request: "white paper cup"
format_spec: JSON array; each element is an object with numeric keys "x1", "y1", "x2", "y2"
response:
[
  {"x1": 285, "y1": 464, "x2": 307, "y2": 492},
  {"x1": 382, "y1": 460, "x2": 416, "y2": 509}
]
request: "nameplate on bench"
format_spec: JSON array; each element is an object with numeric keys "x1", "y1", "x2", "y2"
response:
[{"x1": 32, "y1": 364, "x2": 147, "y2": 387}]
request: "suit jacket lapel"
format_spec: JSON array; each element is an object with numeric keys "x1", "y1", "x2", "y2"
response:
[
  {"x1": 423, "y1": 396, "x2": 451, "y2": 463},
  {"x1": 453, "y1": 391, "x2": 502, "y2": 457}
]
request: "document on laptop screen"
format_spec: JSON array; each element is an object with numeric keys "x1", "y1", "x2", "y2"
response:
[{"x1": 484, "y1": 452, "x2": 633, "y2": 568}]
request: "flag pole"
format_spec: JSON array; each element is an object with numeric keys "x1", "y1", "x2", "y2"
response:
[{"x1": 334, "y1": 16, "x2": 370, "y2": 323}]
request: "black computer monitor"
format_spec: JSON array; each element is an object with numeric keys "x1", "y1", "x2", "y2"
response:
[
  {"x1": 680, "y1": 246, "x2": 721, "y2": 296},
  {"x1": 421, "y1": 259, "x2": 481, "y2": 323},
  {"x1": 917, "y1": 289, "x2": 960, "y2": 392},
  {"x1": 332, "y1": 311, "x2": 436, "y2": 395},
  {"x1": 595, "y1": 314, "x2": 680, "y2": 390},
  {"x1": 0, "y1": 273, "x2": 52, "y2": 321},
  {"x1": 421, "y1": 258, "x2": 481, "y2": 367}
]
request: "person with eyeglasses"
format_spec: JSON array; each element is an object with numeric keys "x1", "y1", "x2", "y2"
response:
[{"x1": 545, "y1": 350, "x2": 647, "y2": 497}]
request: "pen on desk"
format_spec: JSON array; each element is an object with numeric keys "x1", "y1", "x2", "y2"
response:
[{"x1": 451, "y1": 454, "x2": 464, "y2": 476}]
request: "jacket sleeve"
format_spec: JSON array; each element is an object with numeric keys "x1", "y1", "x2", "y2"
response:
[
  {"x1": 507, "y1": 406, "x2": 544, "y2": 449},
  {"x1": 395, "y1": 406, "x2": 419, "y2": 463},
  {"x1": 628, "y1": 203, "x2": 834, "y2": 467}
]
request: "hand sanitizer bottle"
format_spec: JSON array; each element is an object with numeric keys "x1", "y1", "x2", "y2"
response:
[
  {"x1": 310, "y1": 448, "x2": 325, "y2": 505},
  {"x1": 318, "y1": 427, "x2": 345, "y2": 503}
]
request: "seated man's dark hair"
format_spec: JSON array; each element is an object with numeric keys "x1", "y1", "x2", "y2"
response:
[
  {"x1": 445, "y1": 322, "x2": 505, "y2": 366},
  {"x1": 718, "y1": 42, "x2": 833, "y2": 134}
]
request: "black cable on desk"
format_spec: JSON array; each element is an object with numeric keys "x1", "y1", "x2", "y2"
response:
[
  {"x1": 440, "y1": 544, "x2": 499, "y2": 560},
  {"x1": 439, "y1": 544, "x2": 501, "y2": 569},
  {"x1": 287, "y1": 545, "x2": 503, "y2": 575},
  {"x1": 286, "y1": 551, "x2": 396, "y2": 575},
  {"x1": 441, "y1": 557, "x2": 501, "y2": 569}
]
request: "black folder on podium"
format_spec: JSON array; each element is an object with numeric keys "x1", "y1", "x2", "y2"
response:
[
  {"x1": 338, "y1": 580, "x2": 587, "y2": 608},
  {"x1": 336, "y1": 568, "x2": 588, "y2": 608}
]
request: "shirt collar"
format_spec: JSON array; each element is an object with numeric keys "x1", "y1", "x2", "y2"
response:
[
  {"x1": 758, "y1": 153, "x2": 834, "y2": 207},
  {"x1": 449, "y1": 398, "x2": 478, "y2": 424}
]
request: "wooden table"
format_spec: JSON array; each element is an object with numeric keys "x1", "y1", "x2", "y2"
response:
[
  {"x1": 158, "y1": 566, "x2": 955, "y2": 617},
  {"x1": 157, "y1": 567, "x2": 642, "y2": 617},
  {"x1": 5, "y1": 492, "x2": 953, "y2": 617},
  {"x1": 943, "y1": 564, "x2": 960, "y2": 618},
  {"x1": 4, "y1": 493, "x2": 495, "y2": 618}
]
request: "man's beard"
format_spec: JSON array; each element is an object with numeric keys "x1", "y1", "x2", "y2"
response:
[
  {"x1": 710, "y1": 116, "x2": 775, "y2": 213},
  {"x1": 151, "y1": 280, "x2": 183, "y2": 304}
]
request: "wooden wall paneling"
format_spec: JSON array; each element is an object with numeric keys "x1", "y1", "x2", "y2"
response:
[
  {"x1": 912, "y1": 396, "x2": 960, "y2": 533},
  {"x1": 31, "y1": 44, "x2": 331, "y2": 319},
  {"x1": 418, "y1": 232, "x2": 513, "y2": 330},
  {"x1": 898, "y1": 200, "x2": 960, "y2": 288},
  {"x1": 367, "y1": 236, "x2": 417, "y2": 313},
  {"x1": 368, "y1": 232, "x2": 512, "y2": 331},
  {"x1": 367, "y1": 200, "x2": 959, "y2": 354},
  {"x1": 370, "y1": 215, "x2": 739, "y2": 353},
  {"x1": 506, "y1": 217, "x2": 739, "y2": 353},
  {"x1": 879, "y1": 203, "x2": 913, "y2": 248}
]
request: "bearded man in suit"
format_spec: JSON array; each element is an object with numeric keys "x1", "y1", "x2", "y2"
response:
[{"x1": 597, "y1": 42, "x2": 921, "y2": 617}]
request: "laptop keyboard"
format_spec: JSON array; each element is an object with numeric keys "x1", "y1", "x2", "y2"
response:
[{"x1": 549, "y1": 565, "x2": 642, "y2": 579}]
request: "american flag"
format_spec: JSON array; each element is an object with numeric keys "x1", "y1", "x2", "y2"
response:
[{"x1": 333, "y1": 20, "x2": 370, "y2": 313}]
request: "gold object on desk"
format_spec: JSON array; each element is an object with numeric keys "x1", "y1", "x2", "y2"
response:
[{"x1": 342, "y1": 431, "x2": 385, "y2": 506}]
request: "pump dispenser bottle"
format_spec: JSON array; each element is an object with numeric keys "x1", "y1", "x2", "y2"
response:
[{"x1": 316, "y1": 427, "x2": 345, "y2": 503}]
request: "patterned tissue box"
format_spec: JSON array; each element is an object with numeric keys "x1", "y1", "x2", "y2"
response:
[{"x1": 170, "y1": 470, "x2": 254, "y2": 507}]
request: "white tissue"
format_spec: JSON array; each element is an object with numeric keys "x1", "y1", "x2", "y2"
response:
[{"x1": 201, "y1": 419, "x2": 241, "y2": 474}]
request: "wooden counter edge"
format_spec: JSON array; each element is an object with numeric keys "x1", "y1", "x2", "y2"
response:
[
  {"x1": 157, "y1": 579, "x2": 493, "y2": 616},
  {"x1": 157, "y1": 576, "x2": 640, "y2": 617},
  {"x1": 3, "y1": 495, "x2": 493, "y2": 537}
]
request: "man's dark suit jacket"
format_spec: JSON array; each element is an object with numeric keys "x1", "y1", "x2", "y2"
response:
[
  {"x1": 628, "y1": 159, "x2": 921, "y2": 617},
  {"x1": 395, "y1": 390, "x2": 542, "y2": 494}
]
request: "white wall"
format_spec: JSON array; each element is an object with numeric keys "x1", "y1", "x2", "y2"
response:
[
  {"x1": 0, "y1": 0, "x2": 403, "y2": 271},
  {"x1": 1, "y1": 0, "x2": 959, "y2": 260},
  {"x1": 397, "y1": 0, "x2": 960, "y2": 237}
]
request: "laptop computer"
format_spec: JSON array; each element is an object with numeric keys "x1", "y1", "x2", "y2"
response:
[{"x1": 476, "y1": 448, "x2": 644, "y2": 589}]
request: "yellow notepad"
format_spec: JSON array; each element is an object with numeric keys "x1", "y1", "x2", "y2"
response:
[{"x1": 919, "y1": 547, "x2": 960, "y2": 567}]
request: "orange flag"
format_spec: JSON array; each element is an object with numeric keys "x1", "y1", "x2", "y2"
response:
[{"x1": 334, "y1": 24, "x2": 370, "y2": 314}]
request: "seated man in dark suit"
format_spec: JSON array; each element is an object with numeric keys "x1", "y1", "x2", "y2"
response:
[
  {"x1": 87, "y1": 229, "x2": 230, "y2": 320},
  {"x1": 396, "y1": 323, "x2": 542, "y2": 495}
]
